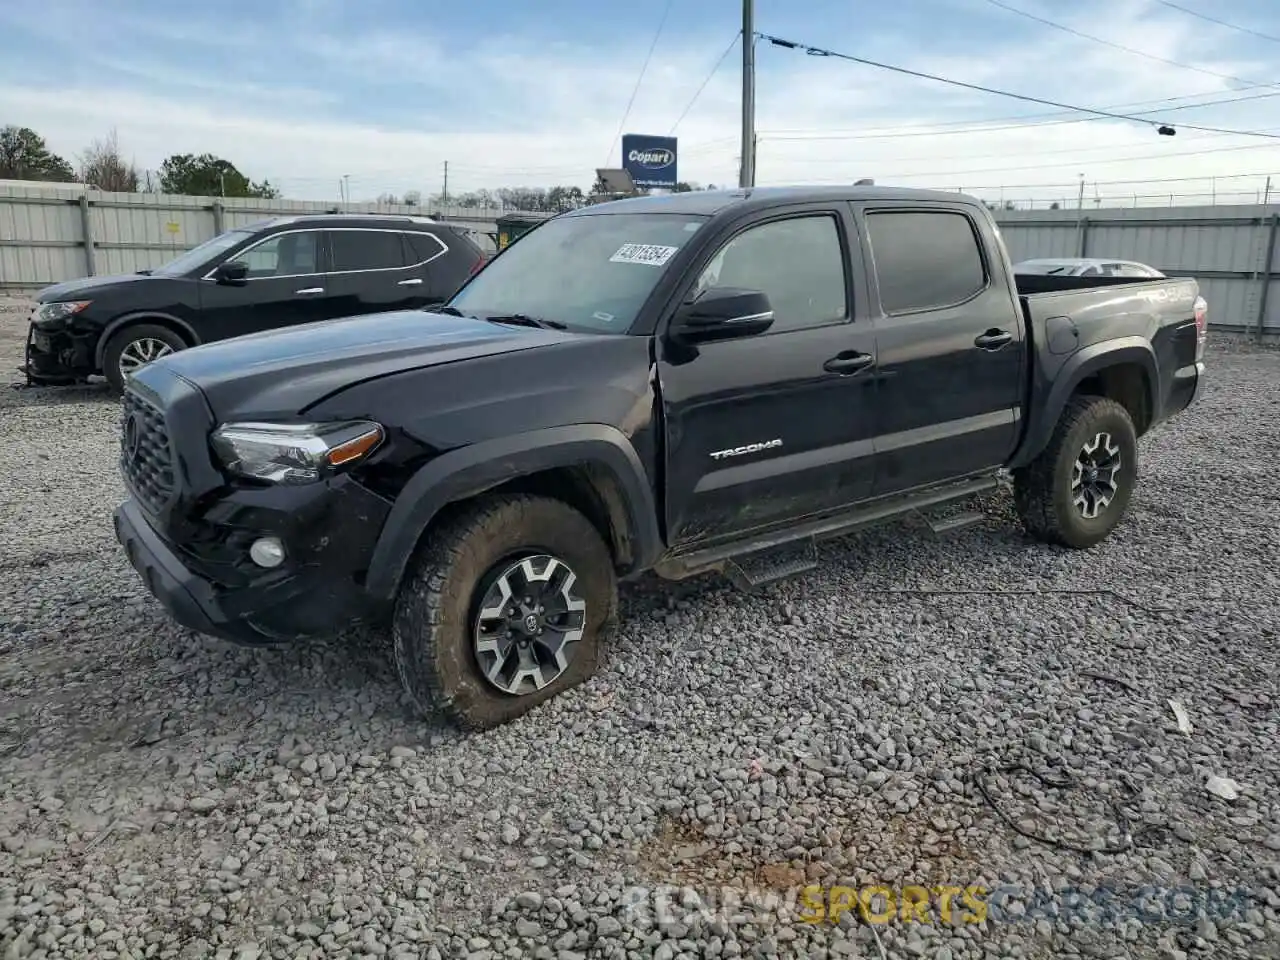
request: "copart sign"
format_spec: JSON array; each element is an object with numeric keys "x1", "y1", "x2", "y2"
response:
[{"x1": 622, "y1": 133, "x2": 678, "y2": 189}]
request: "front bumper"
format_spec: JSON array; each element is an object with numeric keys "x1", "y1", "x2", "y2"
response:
[
  {"x1": 114, "y1": 484, "x2": 389, "y2": 646},
  {"x1": 23, "y1": 321, "x2": 95, "y2": 384}
]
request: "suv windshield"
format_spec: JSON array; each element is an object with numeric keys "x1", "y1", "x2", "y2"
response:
[
  {"x1": 152, "y1": 229, "x2": 254, "y2": 278},
  {"x1": 447, "y1": 212, "x2": 709, "y2": 333}
]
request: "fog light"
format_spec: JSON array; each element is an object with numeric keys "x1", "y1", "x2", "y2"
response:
[{"x1": 249, "y1": 536, "x2": 286, "y2": 568}]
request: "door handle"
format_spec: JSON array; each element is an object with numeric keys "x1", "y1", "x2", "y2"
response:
[
  {"x1": 398, "y1": 278, "x2": 424, "y2": 286},
  {"x1": 975, "y1": 328, "x2": 1013, "y2": 350},
  {"x1": 823, "y1": 351, "x2": 874, "y2": 374},
  {"x1": 295, "y1": 287, "x2": 325, "y2": 295}
]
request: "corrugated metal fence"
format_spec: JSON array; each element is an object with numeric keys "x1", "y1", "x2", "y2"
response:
[
  {"x1": 993, "y1": 205, "x2": 1279, "y2": 336},
  {"x1": 0, "y1": 184, "x2": 511, "y2": 295},
  {"x1": 2, "y1": 184, "x2": 1277, "y2": 334}
]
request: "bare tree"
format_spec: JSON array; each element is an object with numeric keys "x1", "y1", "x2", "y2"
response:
[{"x1": 79, "y1": 129, "x2": 141, "y2": 192}]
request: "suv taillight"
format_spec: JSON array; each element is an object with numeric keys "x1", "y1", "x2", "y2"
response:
[
  {"x1": 467, "y1": 256, "x2": 486, "y2": 278},
  {"x1": 1193, "y1": 295, "x2": 1208, "y2": 360}
]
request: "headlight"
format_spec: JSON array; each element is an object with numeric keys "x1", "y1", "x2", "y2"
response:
[
  {"x1": 210, "y1": 421, "x2": 384, "y2": 484},
  {"x1": 33, "y1": 300, "x2": 92, "y2": 328}
]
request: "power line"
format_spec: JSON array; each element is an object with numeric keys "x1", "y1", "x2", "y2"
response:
[
  {"x1": 670, "y1": 31, "x2": 741, "y2": 134},
  {"x1": 764, "y1": 131, "x2": 1277, "y2": 167},
  {"x1": 606, "y1": 0, "x2": 675, "y2": 166},
  {"x1": 1153, "y1": 0, "x2": 1280, "y2": 45},
  {"x1": 761, "y1": 89, "x2": 1280, "y2": 142},
  {"x1": 780, "y1": 140, "x2": 1280, "y2": 182},
  {"x1": 760, "y1": 84, "x2": 1280, "y2": 137},
  {"x1": 982, "y1": 0, "x2": 1277, "y2": 89},
  {"x1": 757, "y1": 32, "x2": 1280, "y2": 139}
]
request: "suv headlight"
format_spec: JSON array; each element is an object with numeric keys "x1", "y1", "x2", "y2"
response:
[
  {"x1": 211, "y1": 420, "x2": 384, "y2": 484},
  {"x1": 33, "y1": 300, "x2": 92, "y2": 329}
]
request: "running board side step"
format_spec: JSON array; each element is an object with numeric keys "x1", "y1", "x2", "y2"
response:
[
  {"x1": 724, "y1": 540, "x2": 819, "y2": 592},
  {"x1": 922, "y1": 511, "x2": 986, "y2": 537},
  {"x1": 654, "y1": 474, "x2": 998, "y2": 583}
]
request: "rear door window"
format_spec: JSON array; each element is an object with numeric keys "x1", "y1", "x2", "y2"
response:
[
  {"x1": 865, "y1": 211, "x2": 987, "y2": 314},
  {"x1": 330, "y1": 230, "x2": 408, "y2": 272},
  {"x1": 406, "y1": 231, "x2": 449, "y2": 265}
]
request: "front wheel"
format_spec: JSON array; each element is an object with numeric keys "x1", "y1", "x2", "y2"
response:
[
  {"x1": 393, "y1": 494, "x2": 618, "y2": 730},
  {"x1": 102, "y1": 324, "x2": 187, "y2": 393},
  {"x1": 1013, "y1": 395, "x2": 1138, "y2": 549}
]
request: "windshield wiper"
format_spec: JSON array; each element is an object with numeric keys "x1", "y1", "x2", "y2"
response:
[
  {"x1": 484, "y1": 313, "x2": 568, "y2": 331},
  {"x1": 432, "y1": 304, "x2": 467, "y2": 316}
]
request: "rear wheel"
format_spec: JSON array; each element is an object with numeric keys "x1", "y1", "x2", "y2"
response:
[
  {"x1": 1014, "y1": 395, "x2": 1138, "y2": 549},
  {"x1": 392, "y1": 494, "x2": 618, "y2": 730},
  {"x1": 102, "y1": 323, "x2": 186, "y2": 393}
]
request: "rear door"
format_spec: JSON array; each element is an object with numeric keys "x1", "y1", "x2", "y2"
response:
[
  {"x1": 406, "y1": 229, "x2": 476, "y2": 305},
  {"x1": 657, "y1": 204, "x2": 880, "y2": 549},
  {"x1": 196, "y1": 228, "x2": 336, "y2": 341},
  {"x1": 855, "y1": 203, "x2": 1025, "y2": 496},
  {"x1": 325, "y1": 228, "x2": 431, "y2": 317}
]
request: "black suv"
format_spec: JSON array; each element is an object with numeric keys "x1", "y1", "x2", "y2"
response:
[{"x1": 24, "y1": 214, "x2": 486, "y2": 392}]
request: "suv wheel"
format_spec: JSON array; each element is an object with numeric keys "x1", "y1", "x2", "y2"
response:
[
  {"x1": 1013, "y1": 395, "x2": 1138, "y2": 549},
  {"x1": 393, "y1": 494, "x2": 618, "y2": 730},
  {"x1": 103, "y1": 324, "x2": 186, "y2": 393}
]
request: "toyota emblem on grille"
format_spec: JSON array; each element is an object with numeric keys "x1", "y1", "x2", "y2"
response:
[{"x1": 123, "y1": 412, "x2": 143, "y2": 462}]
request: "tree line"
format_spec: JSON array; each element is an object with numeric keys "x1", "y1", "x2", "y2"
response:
[
  {"x1": 3, "y1": 123, "x2": 720, "y2": 209},
  {"x1": 0, "y1": 124, "x2": 279, "y2": 198},
  {"x1": 378, "y1": 180, "x2": 721, "y2": 213}
]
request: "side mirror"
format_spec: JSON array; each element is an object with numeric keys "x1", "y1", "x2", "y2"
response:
[
  {"x1": 213, "y1": 260, "x2": 249, "y2": 284},
  {"x1": 669, "y1": 287, "x2": 774, "y2": 344}
]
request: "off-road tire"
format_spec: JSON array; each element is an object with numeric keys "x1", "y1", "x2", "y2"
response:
[
  {"x1": 392, "y1": 494, "x2": 618, "y2": 731},
  {"x1": 1014, "y1": 395, "x2": 1138, "y2": 549},
  {"x1": 102, "y1": 323, "x2": 187, "y2": 394}
]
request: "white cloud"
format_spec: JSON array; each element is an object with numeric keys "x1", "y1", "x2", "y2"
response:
[{"x1": 1, "y1": 0, "x2": 1276, "y2": 206}]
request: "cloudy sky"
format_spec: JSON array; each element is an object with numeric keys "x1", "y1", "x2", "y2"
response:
[{"x1": 1, "y1": 0, "x2": 1277, "y2": 207}]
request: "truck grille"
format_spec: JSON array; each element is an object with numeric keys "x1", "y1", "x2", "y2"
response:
[{"x1": 120, "y1": 389, "x2": 175, "y2": 513}]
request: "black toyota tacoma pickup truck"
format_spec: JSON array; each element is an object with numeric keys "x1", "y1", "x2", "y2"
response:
[{"x1": 113, "y1": 186, "x2": 1208, "y2": 729}]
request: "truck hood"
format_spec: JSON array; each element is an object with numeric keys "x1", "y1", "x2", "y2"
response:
[
  {"x1": 37, "y1": 272, "x2": 158, "y2": 302},
  {"x1": 143, "y1": 309, "x2": 579, "y2": 419}
]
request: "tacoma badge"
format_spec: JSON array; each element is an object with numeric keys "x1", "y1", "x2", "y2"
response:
[{"x1": 709, "y1": 439, "x2": 783, "y2": 460}]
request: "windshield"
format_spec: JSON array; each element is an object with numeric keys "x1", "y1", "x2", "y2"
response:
[
  {"x1": 448, "y1": 212, "x2": 709, "y2": 333},
  {"x1": 152, "y1": 229, "x2": 254, "y2": 277}
]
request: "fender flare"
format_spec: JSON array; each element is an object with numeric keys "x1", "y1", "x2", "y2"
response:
[
  {"x1": 94, "y1": 311, "x2": 201, "y2": 369},
  {"x1": 363, "y1": 423, "x2": 664, "y2": 602},
  {"x1": 1010, "y1": 337, "x2": 1159, "y2": 468}
]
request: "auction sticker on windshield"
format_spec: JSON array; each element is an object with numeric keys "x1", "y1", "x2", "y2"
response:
[{"x1": 610, "y1": 243, "x2": 680, "y2": 267}]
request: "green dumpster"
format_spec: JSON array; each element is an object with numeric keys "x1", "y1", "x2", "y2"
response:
[{"x1": 495, "y1": 212, "x2": 553, "y2": 251}]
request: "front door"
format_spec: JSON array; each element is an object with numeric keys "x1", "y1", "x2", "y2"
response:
[
  {"x1": 657, "y1": 206, "x2": 880, "y2": 550},
  {"x1": 197, "y1": 228, "x2": 336, "y2": 342},
  {"x1": 856, "y1": 204, "x2": 1026, "y2": 495}
]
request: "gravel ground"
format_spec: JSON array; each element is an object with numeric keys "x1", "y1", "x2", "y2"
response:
[{"x1": 1, "y1": 297, "x2": 1278, "y2": 960}]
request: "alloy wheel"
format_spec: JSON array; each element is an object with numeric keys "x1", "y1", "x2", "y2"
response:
[
  {"x1": 1071, "y1": 431, "x2": 1122, "y2": 519},
  {"x1": 472, "y1": 554, "x2": 587, "y2": 696},
  {"x1": 118, "y1": 338, "x2": 174, "y2": 379}
]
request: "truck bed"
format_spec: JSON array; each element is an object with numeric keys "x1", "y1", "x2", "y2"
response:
[{"x1": 1014, "y1": 272, "x2": 1203, "y2": 449}]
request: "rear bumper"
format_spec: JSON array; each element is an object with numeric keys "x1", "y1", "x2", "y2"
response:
[
  {"x1": 1163, "y1": 359, "x2": 1206, "y2": 421},
  {"x1": 1188, "y1": 359, "x2": 1207, "y2": 407}
]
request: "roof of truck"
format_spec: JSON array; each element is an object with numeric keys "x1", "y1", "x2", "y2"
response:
[{"x1": 567, "y1": 185, "x2": 981, "y2": 217}]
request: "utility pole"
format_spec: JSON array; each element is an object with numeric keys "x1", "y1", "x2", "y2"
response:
[
  {"x1": 442, "y1": 161, "x2": 449, "y2": 206},
  {"x1": 739, "y1": 0, "x2": 755, "y2": 189},
  {"x1": 1265, "y1": 175, "x2": 1273, "y2": 206}
]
